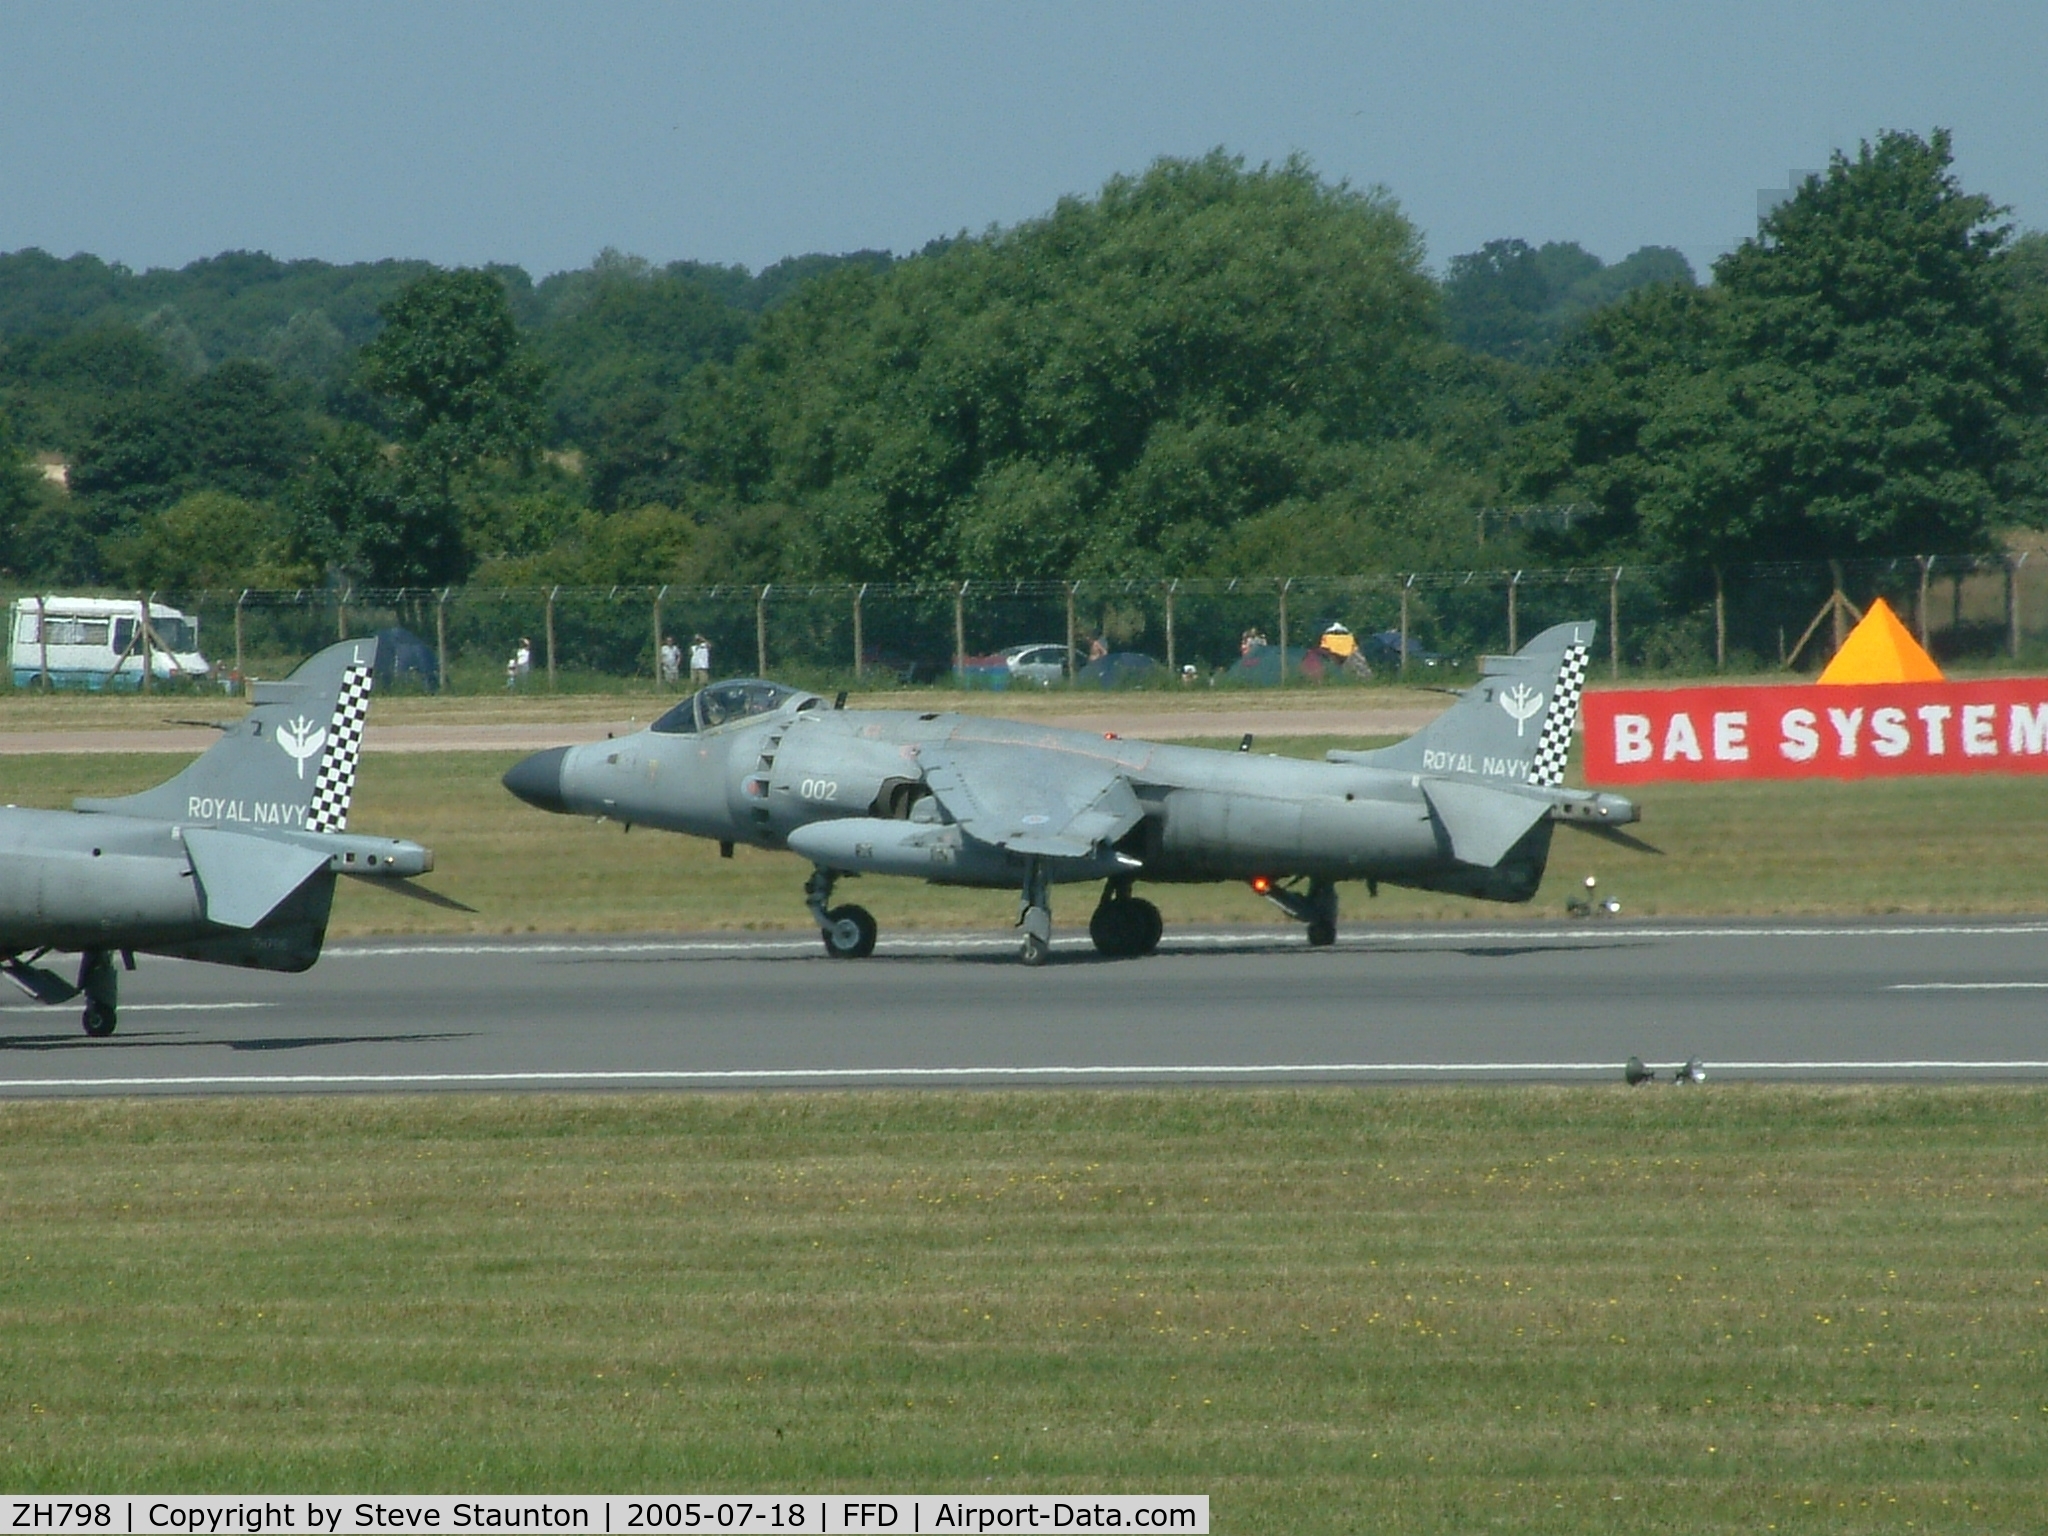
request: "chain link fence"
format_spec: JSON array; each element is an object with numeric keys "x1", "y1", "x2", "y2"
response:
[{"x1": 8, "y1": 553, "x2": 2048, "y2": 694}]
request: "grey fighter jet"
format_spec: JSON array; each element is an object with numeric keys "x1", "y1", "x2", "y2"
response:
[
  {"x1": 2, "y1": 638, "x2": 438, "y2": 1035},
  {"x1": 503, "y1": 620, "x2": 1642, "y2": 962}
]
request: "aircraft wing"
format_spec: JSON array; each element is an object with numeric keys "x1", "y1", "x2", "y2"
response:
[
  {"x1": 917, "y1": 741, "x2": 1144, "y2": 859},
  {"x1": 1420, "y1": 779, "x2": 1553, "y2": 867},
  {"x1": 184, "y1": 827, "x2": 332, "y2": 929}
]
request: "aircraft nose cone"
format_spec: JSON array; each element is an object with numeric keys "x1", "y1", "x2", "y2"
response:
[{"x1": 503, "y1": 746, "x2": 570, "y2": 813}]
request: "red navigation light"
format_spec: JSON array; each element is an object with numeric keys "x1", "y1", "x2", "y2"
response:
[{"x1": 1250, "y1": 876, "x2": 1273, "y2": 895}]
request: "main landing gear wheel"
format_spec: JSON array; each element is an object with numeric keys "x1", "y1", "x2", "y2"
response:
[
  {"x1": 821, "y1": 903, "x2": 878, "y2": 959},
  {"x1": 1251, "y1": 876, "x2": 1339, "y2": 949},
  {"x1": 79, "y1": 949, "x2": 118, "y2": 1036},
  {"x1": 1089, "y1": 896, "x2": 1163, "y2": 959}
]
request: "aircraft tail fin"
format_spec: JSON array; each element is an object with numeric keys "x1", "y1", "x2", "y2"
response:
[
  {"x1": 76, "y1": 637, "x2": 379, "y2": 832},
  {"x1": 1332, "y1": 620, "x2": 1593, "y2": 788}
]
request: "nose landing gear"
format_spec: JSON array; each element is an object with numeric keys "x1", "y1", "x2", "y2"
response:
[{"x1": 805, "y1": 867, "x2": 877, "y2": 959}]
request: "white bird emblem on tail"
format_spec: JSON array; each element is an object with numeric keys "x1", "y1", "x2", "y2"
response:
[
  {"x1": 1499, "y1": 683, "x2": 1544, "y2": 737},
  {"x1": 277, "y1": 714, "x2": 327, "y2": 778}
]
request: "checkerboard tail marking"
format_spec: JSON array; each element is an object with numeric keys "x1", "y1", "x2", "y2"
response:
[
  {"x1": 1526, "y1": 644, "x2": 1588, "y2": 788},
  {"x1": 306, "y1": 663, "x2": 374, "y2": 833}
]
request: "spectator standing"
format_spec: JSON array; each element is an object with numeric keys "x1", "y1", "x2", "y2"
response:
[
  {"x1": 689, "y1": 634, "x2": 711, "y2": 687},
  {"x1": 659, "y1": 635, "x2": 682, "y2": 685},
  {"x1": 506, "y1": 637, "x2": 532, "y2": 689}
]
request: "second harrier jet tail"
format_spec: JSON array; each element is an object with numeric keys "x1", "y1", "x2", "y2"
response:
[{"x1": 1335, "y1": 620, "x2": 1593, "y2": 789}]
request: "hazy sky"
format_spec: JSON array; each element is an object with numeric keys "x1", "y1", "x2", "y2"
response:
[{"x1": 3, "y1": 1, "x2": 2044, "y2": 280}]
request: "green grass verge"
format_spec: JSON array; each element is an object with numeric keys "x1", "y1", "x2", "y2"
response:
[
  {"x1": 1, "y1": 1088, "x2": 2042, "y2": 1531},
  {"x1": 5, "y1": 745, "x2": 2048, "y2": 935}
]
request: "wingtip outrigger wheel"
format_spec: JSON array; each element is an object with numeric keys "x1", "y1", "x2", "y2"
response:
[
  {"x1": 1018, "y1": 858, "x2": 1053, "y2": 965},
  {"x1": 805, "y1": 866, "x2": 877, "y2": 959}
]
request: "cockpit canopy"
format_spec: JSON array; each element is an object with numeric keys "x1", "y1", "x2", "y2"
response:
[{"x1": 651, "y1": 679, "x2": 822, "y2": 735}]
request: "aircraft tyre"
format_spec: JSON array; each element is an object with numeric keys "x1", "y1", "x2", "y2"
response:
[
  {"x1": 79, "y1": 950, "x2": 118, "y2": 1036},
  {"x1": 1132, "y1": 898, "x2": 1163, "y2": 955},
  {"x1": 821, "y1": 904, "x2": 878, "y2": 959},
  {"x1": 1088, "y1": 897, "x2": 1163, "y2": 959},
  {"x1": 1306, "y1": 919, "x2": 1337, "y2": 948},
  {"x1": 1089, "y1": 901, "x2": 1133, "y2": 957},
  {"x1": 1020, "y1": 930, "x2": 1051, "y2": 966}
]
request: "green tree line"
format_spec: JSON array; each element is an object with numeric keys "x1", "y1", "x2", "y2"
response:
[{"x1": 3, "y1": 133, "x2": 2043, "y2": 601}]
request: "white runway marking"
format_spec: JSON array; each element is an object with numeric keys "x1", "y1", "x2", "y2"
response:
[
  {"x1": 1891, "y1": 981, "x2": 2048, "y2": 990},
  {"x1": 0, "y1": 1002, "x2": 273, "y2": 1014},
  {"x1": 8, "y1": 1059, "x2": 2048, "y2": 1092},
  {"x1": 323, "y1": 920, "x2": 2048, "y2": 961}
]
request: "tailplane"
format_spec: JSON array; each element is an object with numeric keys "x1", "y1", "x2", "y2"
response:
[
  {"x1": 76, "y1": 637, "x2": 379, "y2": 832},
  {"x1": 1334, "y1": 620, "x2": 1593, "y2": 789}
]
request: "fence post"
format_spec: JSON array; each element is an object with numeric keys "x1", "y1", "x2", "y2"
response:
[
  {"x1": 1507, "y1": 570, "x2": 1521, "y2": 653},
  {"x1": 1277, "y1": 579, "x2": 1291, "y2": 687},
  {"x1": 1399, "y1": 577, "x2": 1412, "y2": 678},
  {"x1": 1608, "y1": 567, "x2": 1622, "y2": 678},
  {"x1": 545, "y1": 586, "x2": 559, "y2": 689},
  {"x1": 756, "y1": 584, "x2": 771, "y2": 676},
  {"x1": 853, "y1": 584, "x2": 867, "y2": 679},
  {"x1": 1713, "y1": 565, "x2": 1726, "y2": 672},
  {"x1": 136, "y1": 592, "x2": 152, "y2": 695},
  {"x1": 1828, "y1": 561, "x2": 1848, "y2": 654},
  {"x1": 1065, "y1": 583, "x2": 1078, "y2": 683},
  {"x1": 1164, "y1": 580, "x2": 1177, "y2": 677},
  {"x1": 337, "y1": 587, "x2": 349, "y2": 642},
  {"x1": 234, "y1": 588, "x2": 247, "y2": 687},
  {"x1": 35, "y1": 595, "x2": 49, "y2": 689},
  {"x1": 436, "y1": 589, "x2": 450, "y2": 694},
  {"x1": 652, "y1": 584, "x2": 667, "y2": 682},
  {"x1": 953, "y1": 582, "x2": 968, "y2": 679},
  {"x1": 2009, "y1": 553, "x2": 2027, "y2": 660}
]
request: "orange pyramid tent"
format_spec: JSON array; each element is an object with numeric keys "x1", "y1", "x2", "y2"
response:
[{"x1": 1817, "y1": 596, "x2": 1945, "y2": 684}]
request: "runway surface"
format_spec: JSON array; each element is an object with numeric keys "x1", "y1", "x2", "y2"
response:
[{"x1": 5, "y1": 918, "x2": 2048, "y2": 1097}]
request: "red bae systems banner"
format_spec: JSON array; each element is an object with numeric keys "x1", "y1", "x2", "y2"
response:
[{"x1": 1582, "y1": 680, "x2": 2048, "y2": 783}]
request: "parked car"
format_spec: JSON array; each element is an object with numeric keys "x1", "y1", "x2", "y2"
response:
[
  {"x1": 10, "y1": 596, "x2": 211, "y2": 690},
  {"x1": 958, "y1": 642, "x2": 1071, "y2": 689},
  {"x1": 1003, "y1": 642, "x2": 1070, "y2": 686}
]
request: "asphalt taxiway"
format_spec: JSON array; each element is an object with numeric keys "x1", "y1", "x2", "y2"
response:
[{"x1": 4, "y1": 919, "x2": 2047, "y2": 1097}]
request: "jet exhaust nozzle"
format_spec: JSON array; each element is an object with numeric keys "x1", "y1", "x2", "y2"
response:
[{"x1": 503, "y1": 747, "x2": 571, "y2": 814}]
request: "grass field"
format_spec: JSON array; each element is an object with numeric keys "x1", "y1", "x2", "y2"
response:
[
  {"x1": 0, "y1": 680, "x2": 1453, "y2": 731},
  {"x1": 1, "y1": 1088, "x2": 2043, "y2": 1530},
  {"x1": 5, "y1": 745, "x2": 2048, "y2": 936}
]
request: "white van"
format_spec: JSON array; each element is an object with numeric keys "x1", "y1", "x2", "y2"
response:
[{"x1": 10, "y1": 596, "x2": 212, "y2": 690}]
